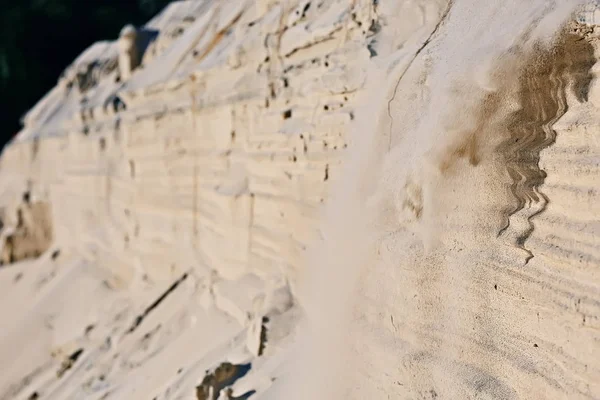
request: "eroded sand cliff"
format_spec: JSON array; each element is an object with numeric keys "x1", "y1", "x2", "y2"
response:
[{"x1": 0, "y1": 1, "x2": 598, "y2": 399}]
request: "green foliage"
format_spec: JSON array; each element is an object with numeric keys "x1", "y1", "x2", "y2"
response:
[{"x1": 0, "y1": 0, "x2": 172, "y2": 146}]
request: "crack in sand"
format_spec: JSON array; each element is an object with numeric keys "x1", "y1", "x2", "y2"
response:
[
  {"x1": 387, "y1": 0, "x2": 454, "y2": 151},
  {"x1": 125, "y1": 272, "x2": 189, "y2": 334}
]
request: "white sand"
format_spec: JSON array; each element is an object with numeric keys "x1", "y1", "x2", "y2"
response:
[{"x1": 0, "y1": 0, "x2": 599, "y2": 399}]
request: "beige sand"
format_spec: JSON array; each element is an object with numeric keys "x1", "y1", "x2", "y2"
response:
[{"x1": 0, "y1": 0, "x2": 599, "y2": 399}]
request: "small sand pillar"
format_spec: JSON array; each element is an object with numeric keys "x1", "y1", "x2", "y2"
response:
[{"x1": 118, "y1": 24, "x2": 139, "y2": 81}]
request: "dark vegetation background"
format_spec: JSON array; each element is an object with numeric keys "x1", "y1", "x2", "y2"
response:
[{"x1": 0, "y1": 0, "x2": 172, "y2": 148}]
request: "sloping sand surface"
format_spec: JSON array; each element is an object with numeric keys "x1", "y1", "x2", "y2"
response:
[{"x1": 0, "y1": 0, "x2": 599, "y2": 399}]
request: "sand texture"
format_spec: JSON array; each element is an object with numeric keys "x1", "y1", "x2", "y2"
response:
[{"x1": 0, "y1": 0, "x2": 598, "y2": 399}]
